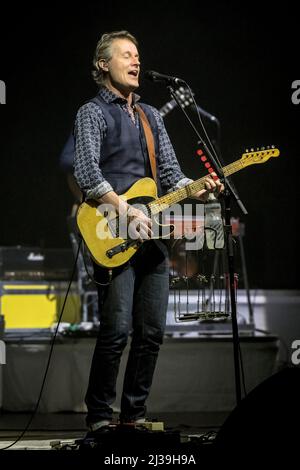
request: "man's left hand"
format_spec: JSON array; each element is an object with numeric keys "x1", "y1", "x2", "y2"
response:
[{"x1": 192, "y1": 173, "x2": 224, "y2": 202}]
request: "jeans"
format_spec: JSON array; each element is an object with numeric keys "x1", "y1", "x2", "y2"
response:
[{"x1": 85, "y1": 240, "x2": 169, "y2": 425}]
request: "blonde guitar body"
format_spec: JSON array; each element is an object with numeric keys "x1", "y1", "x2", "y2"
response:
[
  {"x1": 76, "y1": 177, "x2": 171, "y2": 268},
  {"x1": 77, "y1": 147, "x2": 280, "y2": 269}
]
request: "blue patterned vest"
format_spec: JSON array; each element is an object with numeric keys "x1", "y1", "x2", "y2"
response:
[{"x1": 90, "y1": 94, "x2": 162, "y2": 196}]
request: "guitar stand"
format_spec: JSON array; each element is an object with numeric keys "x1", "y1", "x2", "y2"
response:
[{"x1": 205, "y1": 225, "x2": 253, "y2": 325}]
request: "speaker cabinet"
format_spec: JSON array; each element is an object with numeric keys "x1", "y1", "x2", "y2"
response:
[{"x1": 216, "y1": 367, "x2": 300, "y2": 447}]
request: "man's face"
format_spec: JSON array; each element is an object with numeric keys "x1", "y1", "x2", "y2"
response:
[{"x1": 105, "y1": 38, "x2": 140, "y2": 92}]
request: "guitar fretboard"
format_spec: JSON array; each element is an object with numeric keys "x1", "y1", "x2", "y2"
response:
[{"x1": 148, "y1": 158, "x2": 246, "y2": 215}]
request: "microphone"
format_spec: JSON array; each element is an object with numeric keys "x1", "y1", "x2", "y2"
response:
[{"x1": 144, "y1": 70, "x2": 185, "y2": 85}]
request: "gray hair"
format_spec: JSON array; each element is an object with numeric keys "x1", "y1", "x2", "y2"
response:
[{"x1": 92, "y1": 31, "x2": 139, "y2": 86}]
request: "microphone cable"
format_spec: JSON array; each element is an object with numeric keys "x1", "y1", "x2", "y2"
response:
[{"x1": 0, "y1": 239, "x2": 82, "y2": 450}]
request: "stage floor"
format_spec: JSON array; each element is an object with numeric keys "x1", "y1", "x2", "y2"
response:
[
  {"x1": 0, "y1": 410, "x2": 228, "y2": 449},
  {"x1": 0, "y1": 289, "x2": 298, "y2": 457}
]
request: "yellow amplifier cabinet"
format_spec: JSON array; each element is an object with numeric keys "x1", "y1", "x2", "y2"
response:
[{"x1": 0, "y1": 282, "x2": 81, "y2": 328}]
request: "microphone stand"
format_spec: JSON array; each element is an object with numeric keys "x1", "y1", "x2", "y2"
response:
[{"x1": 167, "y1": 84, "x2": 247, "y2": 405}]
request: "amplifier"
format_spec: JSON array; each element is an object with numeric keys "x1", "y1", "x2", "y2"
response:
[
  {"x1": 0, "y1": 281, "x2": 81, "y2": 328},
  {"x1": 0, "y1": 246, "x2": 76, "y2": 281}
]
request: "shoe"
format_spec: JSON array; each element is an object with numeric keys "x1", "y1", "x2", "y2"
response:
[
  {"x1": 84, "y1": 425, "x2": 111, "y2": 441},
  {"x1": 89, "y1": 419, "x2": 111, "y2": 432},
  {"x1": 85, "y1": 419, "x2": 112, "y2": 440}
]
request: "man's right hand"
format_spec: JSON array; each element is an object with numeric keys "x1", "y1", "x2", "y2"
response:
[
  {"x1": 127, "y1": 205, "x2": 153, "y2": 241},
  {"x1": 98, "y1": 191, "x2": 153, "y2": 241}
]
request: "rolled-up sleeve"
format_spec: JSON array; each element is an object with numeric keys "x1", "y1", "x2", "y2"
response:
[
  {"x1": 74, "y1": 102, "x2": 113, "y2": 199},
  {"x1": 149, "y1": 106, "x2": 193, "y2": 192}
]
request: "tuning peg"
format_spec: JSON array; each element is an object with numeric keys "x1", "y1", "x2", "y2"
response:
[
  {"x1": 271, "y1": 144, "x2": 275, "y2": 148},
  {"x1": 267, "y1": 146, "x2": 270, "y2": 149},
  {"x1": 250, "y1": 148, "x2": 254, "y2": 152},
  {"x1": 261, "y1": 146, "x2": 265, "y2": 150},
  {"x1": 245, "y1": 148, "x2": 249, "y2": 153}
]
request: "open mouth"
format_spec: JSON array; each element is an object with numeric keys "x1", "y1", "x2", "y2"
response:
[{"x1": 128, "y1": 70, "x2": 139, "y2": 78}]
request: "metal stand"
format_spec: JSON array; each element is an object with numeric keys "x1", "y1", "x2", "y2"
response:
[
  {"x1": 223, "y1": 189, "x2": 242, "y2": 401},
  {"x1": 207, "y1": 222, "x2": 253, "y2": 325},
  {"x1": 166, "y1": 83, "x2": 248, "y2": 404}
]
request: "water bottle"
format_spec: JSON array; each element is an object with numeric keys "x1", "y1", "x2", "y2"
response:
[{"x1": 204, "y1": 194, "x2": 224, "y2": 249}]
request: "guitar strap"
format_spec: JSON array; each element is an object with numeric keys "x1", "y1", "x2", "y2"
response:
[{"x1": 135, "y1": 104, "x2": 157, "y2": 183}]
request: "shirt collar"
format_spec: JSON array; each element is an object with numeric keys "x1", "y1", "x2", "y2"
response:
[{"x1": 98, "y1": 86, "x2": 140, "y2": 106}]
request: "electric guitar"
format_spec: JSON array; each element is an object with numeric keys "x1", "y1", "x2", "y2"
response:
[{"x1": 76, "y1": 147, "x2": 280, "y2": 268}]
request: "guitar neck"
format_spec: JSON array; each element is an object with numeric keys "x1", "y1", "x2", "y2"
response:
[
  {"x1": 149, "y1": 158, "x2": 245, "y2": 214},
  {"x1": 159, "y1": 99, "x2": 178, "y2": 118}
]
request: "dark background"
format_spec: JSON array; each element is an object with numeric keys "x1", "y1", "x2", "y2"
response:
[{"x1": 0, "y1": 1, "x2": 299, "y2": 288}]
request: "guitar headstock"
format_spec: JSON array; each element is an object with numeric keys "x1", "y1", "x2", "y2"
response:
[
  {"x1": 159, "y1": 86, "x2": 194, "y2": 117},
  {"x1": 174, "y1": 86, "x2": 194, "y2": 109},
  {"x1": 241, "y1": 146, "x2": 280, "y2": 167}
]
